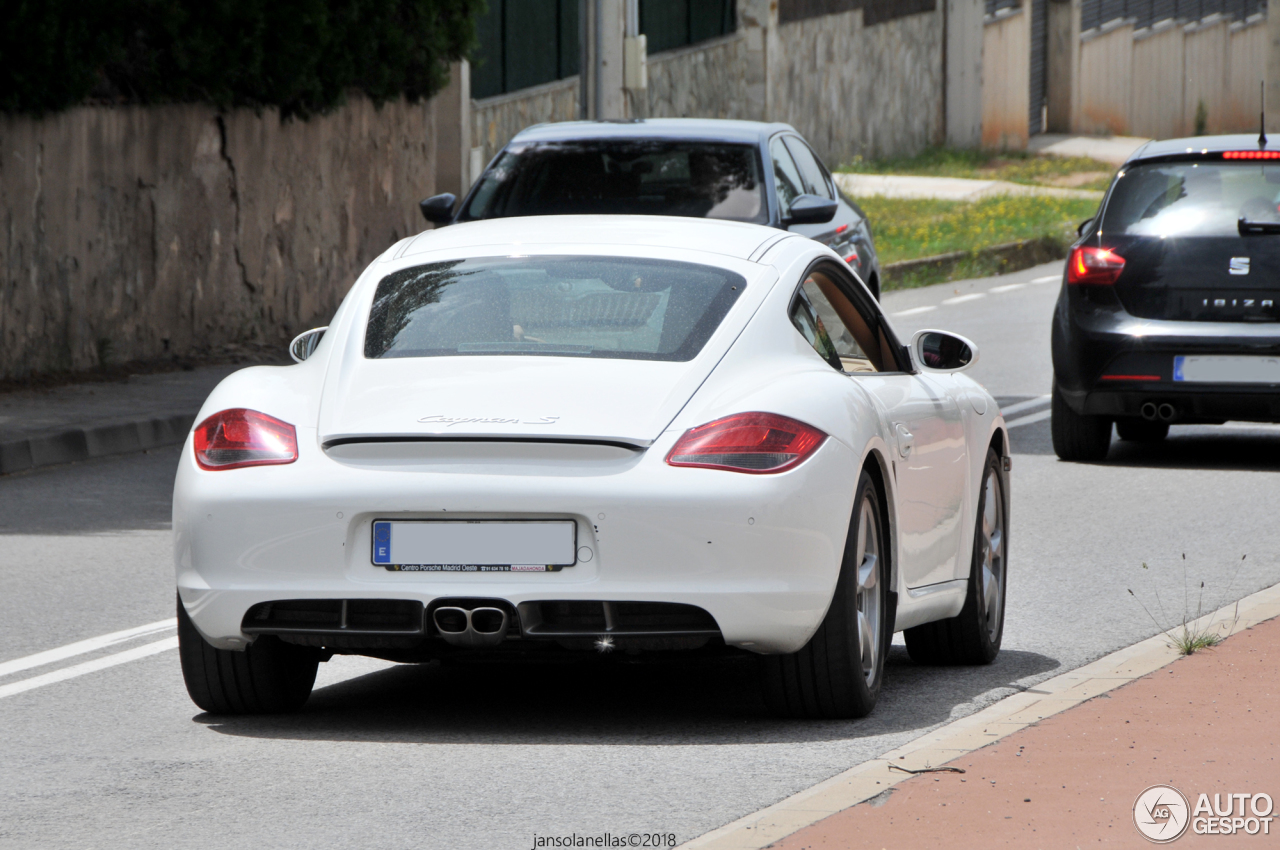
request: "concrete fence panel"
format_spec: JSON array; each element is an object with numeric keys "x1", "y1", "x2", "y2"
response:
[
  {"x1": 982, "y1": 10, "x2": 1031, "y2": 149},
  {"x1": 1077, "y1": 23, "x2": 1134, "y2": 135},
  {"x1": 1131, "y1": 24, "x2": 1185, "y2": 139},
  {"x1": 1183, "y1": 19, "x2": 1230, "y2": 134},
  {"x1": 1225, "y1": 20, "x2": 1269, "y2": 132}
]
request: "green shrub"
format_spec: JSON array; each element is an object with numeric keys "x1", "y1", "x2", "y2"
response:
[{"x1": 0, "y1": 0, "x2": 484, "y2": 116}]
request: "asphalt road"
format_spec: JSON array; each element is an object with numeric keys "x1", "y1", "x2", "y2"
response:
[{"x1": 4, "y1": 259, "x2": 1280, "y2": 850}]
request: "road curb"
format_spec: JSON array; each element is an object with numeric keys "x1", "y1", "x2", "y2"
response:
[
  {"x1": 679, "y1": 580, "x2": 1280, "y2": 850},
  {"x1": 883, "y1": 235, "x2": 1067, "y2": 281},
  {"x1": 0, "y1": 414, "x2": 194, "y2": 476}
]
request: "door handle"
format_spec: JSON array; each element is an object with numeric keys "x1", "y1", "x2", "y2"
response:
[{"x1": 895, "y1": 423, "x2": 914, "y2": 458}]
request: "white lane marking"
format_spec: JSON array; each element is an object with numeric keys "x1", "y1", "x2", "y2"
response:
[
  {"x1": 1005, "y1": 409, "x2": 1052, "y2": 429},
  {"x1": 891, "y1": 305, "x2": 937, "y2": 317},
  {"x1": 998, "y1": 394, "x2": 1052, "y2": 418},
  {"x1": 0, "y1": 637, "x2": 178, "y2": 700},
  {"x1": 942, "y1": 293, "x2": 986, "y2": 305},
  {"x1": 1030, "y1": 275, "x2": 1060, "y2": 283},
  {"x1": 0, "y1": 618, "x2": 176, "y2": 680},
  {"x1": 989, "y1": 283, "x2": 1025, "y2": 293}
]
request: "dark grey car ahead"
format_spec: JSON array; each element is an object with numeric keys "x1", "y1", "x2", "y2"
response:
[
  {"x1": 1051, "y1": 135, "x2": 1280, "y2": 460},
  {"x1": 419, "y1": 119, "x2": 883, "y2": 299}
]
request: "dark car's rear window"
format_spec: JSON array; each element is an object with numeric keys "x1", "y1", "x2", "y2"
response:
[
  {"x1": 365, "y1": 256, "x2": 745, "y2": 362},
  {"x1": 1102, "y1": 161, "x2": 1280, "y2": 237},
  {"x1": 458, "y1": 141, "x2": 768, "y2": 224}
]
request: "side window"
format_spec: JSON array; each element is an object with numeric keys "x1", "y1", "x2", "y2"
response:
[
  {"x1": 789, "y1": 269, "x2": 898, "y2": 373},
  {"x1": 783, "y1": 137, "x2": 834, "y2": 201},
  {"x1": 769, "y1": 136, "x2": 805, "y2": 218}
]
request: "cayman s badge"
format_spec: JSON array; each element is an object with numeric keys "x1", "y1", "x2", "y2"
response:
[{"x1": 1229, "y1": 257, "x2": 1250, "y2": 275}]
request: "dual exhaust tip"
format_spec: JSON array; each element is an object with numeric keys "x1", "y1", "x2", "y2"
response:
[
  {"x1": 1140, "y1": 401, "x2": 1177, "y2": 422},
  {"x1": 433, "y1": 606, "x2": 509, "y2": 648}
]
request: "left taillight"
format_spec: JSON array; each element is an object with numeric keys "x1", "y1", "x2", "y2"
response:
[
  {"x1": 665, "y1": 412, "x2": 827, "y2": 474},
  {"x1": 193, "y1": 408, "x2": 298, "y2": 470},
  {"x1": 1067, "y1": 246, "x2": 1125, "y2": 285}
]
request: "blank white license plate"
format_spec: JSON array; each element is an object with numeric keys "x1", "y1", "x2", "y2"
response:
[
  {"x1": 371, "y1": 520, "x2": 576, "y2": 572},
  {"x1": 1173, "y1": 355, "x2": 1280, "y2": 384}
]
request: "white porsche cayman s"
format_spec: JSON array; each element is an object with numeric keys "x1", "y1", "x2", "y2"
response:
[{"x1": 174, "y1": 215, "x2": 1010, "y2": 719}]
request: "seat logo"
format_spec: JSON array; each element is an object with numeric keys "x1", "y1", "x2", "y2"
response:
[{"x1": 1229, "y1": 257, "x2": 1250, "y2": 275}]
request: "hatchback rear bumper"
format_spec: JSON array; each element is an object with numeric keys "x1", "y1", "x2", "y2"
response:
[{"x1": 1053, "y1": 290, "x2": 1280, "y2": 422}]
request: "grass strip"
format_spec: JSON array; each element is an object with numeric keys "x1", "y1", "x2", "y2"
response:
[{"x1": 858, "y1": 194, "x2": 1099, "y2": 290}]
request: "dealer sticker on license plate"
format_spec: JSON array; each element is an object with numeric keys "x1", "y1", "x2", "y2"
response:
[
  {"x1": 1173, "y1": 355, "x2": 1280, "y2": 384},
  {"x1": 371, "y1": 520, "x2": 577, "y2": 572}
]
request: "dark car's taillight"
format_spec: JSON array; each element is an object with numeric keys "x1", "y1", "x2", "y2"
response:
[
  {"x1": 194, "y1": 409, "x2": 298, "y2": 470},
  {"x1": 666, "y1": 412, "x2": 826, "y2": 474},
  {"x1": 1067, "y1": 246, "x2": 1125, "y2": 285}
]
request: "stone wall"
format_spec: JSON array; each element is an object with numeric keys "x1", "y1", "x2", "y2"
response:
[
  {"x1": 0, "y1": 96, "x2": 435, "y2": 381},
  {"x1": 770, "y1": 9, "x2": 944, "y2": 164},
  {"x1": 646, "y1": 34, "x2": 756, "y2": 120},
  {"x1": 471, "y1": 77, "x2": 580, "y2": 168}
]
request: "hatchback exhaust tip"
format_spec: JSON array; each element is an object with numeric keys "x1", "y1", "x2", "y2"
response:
[
  {"x1": 1140, "y1": 402, "x2": 1159, "y2": 421},
  {"x1": 432, "y1": 605, "x2": 509, "y2": 647},
  {"x1": 1157, "y1": 402, "x2": 1177, "y2": 422}
]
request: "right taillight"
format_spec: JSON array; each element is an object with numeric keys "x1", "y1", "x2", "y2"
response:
[
  {"x1": 1067, "y1": 246, "x2": 1125, "y2": 285},
  {"x1": 665, "y1": 412, "x2": 827, "y2": 474}
]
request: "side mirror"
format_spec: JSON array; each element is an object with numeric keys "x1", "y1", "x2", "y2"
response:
[
  {"x1": 419, "y1": 193, "x2": 457, "y2": 225},
  {"x1": 785, "y1": 194, "x2": 839, "y2": 226},
  {"x1": 909, "y1": 329, "x2": 978, "y2": 373},
  {"x1": 289, "y1": 327, "x2": 327, "y2": 363},
  {"x1": 1076, "y1": 217, "x2": 1094, "y2": 238}
]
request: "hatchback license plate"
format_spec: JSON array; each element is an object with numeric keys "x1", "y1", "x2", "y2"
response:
[
  {"x1": 371, "y1": 520, "x2": 576, "y2": 572},
  {"x1": 1173, "y1": 355, "x2": 1280, "y2": 384}
]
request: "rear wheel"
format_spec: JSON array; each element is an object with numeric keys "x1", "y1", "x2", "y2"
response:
[
  {"x1": 903, "y1": 448, "x2": 1007, "y2": 665},
  {"x1": 177, "y1": 595, "x2": 319, "y2": 714},
  {"x1": 1051, "y1": 382, "x2": 1111, "y2": 461},
  {"x1": 1116, "y1": 418, "x2": 1169, "y2": 442},
  {"x1": 760, "y1": 470, "x2": 890, "y2": 719}
]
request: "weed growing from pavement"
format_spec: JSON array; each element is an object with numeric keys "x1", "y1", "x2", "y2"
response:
[{"x1": 1127, "y1": 554, "x2": 1247, "y2": 655}]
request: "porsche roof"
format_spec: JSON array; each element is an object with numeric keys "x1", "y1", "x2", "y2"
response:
[
  {"x1": 507, "y1": 118, "x2": 796, "y2": 146},
  {"x1": 396, "y1": 215, "x2": 800, "y2": 263}
]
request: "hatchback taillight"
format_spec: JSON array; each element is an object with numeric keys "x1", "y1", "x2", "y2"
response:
[
  {"x1": 1067, "y1": 246, "x2": 1125, "y2": 285},
  {"x1": 665, "y1": 412, "x2": 827, "y2": 474},
  {"x1": 193, "y1": 409, "x2": 298, "y2": 470}
]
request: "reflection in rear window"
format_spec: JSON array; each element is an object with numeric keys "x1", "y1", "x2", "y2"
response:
[
  {"x1": 459, "y1": 141, "x2": 768, "y2": 224},
  {"x1": 364, "y1": 257, "x2": 745, "y2": 362},
  {"x1": 1102, "y1": 162, "x2": 1280, "y2": 237}
]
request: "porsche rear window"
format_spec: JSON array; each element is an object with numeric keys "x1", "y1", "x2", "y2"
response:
[
  {"x1": 364, "y1": 257, "x2": 745, "y2": 362},
  {"x1": 1102, "y1": 162, "x2": 1280, "y2": 237}
]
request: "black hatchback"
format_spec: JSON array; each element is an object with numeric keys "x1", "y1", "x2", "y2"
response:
[
  {"x1": 418, "y1": 119, "x2": 884, "y2": 298},
  {"x1": 1052, "y1": 134, "x2": 1280, "y2": 460}
]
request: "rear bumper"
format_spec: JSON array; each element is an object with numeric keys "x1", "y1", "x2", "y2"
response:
[
  {"x1": 1053, "y1": 290, "x2": 1280, "y2": 421},
  {"x1": 174, "y1": 429, "x2": 860, "y2": 655}
]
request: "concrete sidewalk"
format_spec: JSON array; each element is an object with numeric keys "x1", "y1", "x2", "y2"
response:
[
  {"x1": 835, "y1": 173, "x2": 1103, "y2": 202},
  {"x1": 0, "y1": 366, "x2": 243, "y2": 475}
]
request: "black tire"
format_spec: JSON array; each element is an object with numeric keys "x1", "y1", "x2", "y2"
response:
[
  {"x1": 1115, "y1": 418, "x2": 1169, "y2": 442},
  {"x1": 1051, "y1": 382, "x2": 1111, "y2": 461},
  {"x1": 903, "y1": 448, "x2": 1007, "y2": 665},
  {"x1": 759, "y1": 469, "x2": 891, "y2": 719},
  {"x1": 177, "y1": 595, "x2": 319, "y2": 714}
]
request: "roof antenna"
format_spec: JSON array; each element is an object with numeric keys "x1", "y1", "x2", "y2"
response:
[{"x1": 1260, "y1": 81, "x2": 1268, "y2": 148}]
